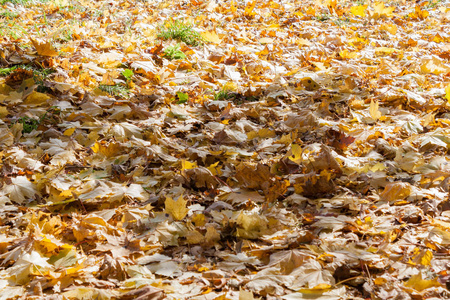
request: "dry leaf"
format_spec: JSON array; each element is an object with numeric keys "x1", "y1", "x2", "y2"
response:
[
  {"x1": 165, "y1": 195, "x2": 189, "y2": 221},
  {"x1": 201, "y1": 30, "x2": 222, "y2": 43},
  {"x1": 5, "y1": 176, "x2": 36, "y2": 204},
  {"x1": 30, "y1": 38, "x2": 58, "y2": 57},
  {"x1": 369, "y1": 100, "x2": 382, "y2": 121},
  {"x1": 404, "y1": 273, "x2": 441, "y2": 291}
]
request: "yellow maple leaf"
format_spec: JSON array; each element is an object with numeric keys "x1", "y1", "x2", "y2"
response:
[
  {"x1": 63, "y1": 128, "x2": 76, "y2": 136},
  {"x1": 289, "y1": 144, "x2": 303, "y2": 164},
  {"x1": 100, "y1": 71, "x2": 118, "y2": 85},
  {"x1": 380, "y1": 182, "x2": 412, "y2": 202},
  {"x1": 59, "y1": 190, "x2": 73, "y2": 198},
  {"x1": 420, "y1": 57, "x2": 450, "y2": 75},
  {"x1": 409, "y1": 5, "x2": 429, "y2": 20},
  {"x1": 300, "y1": 77, "x2": 321, "y2": 91},
  {"x1": 181, "y1": 160, "x2": 198, "y2": 170},
  {"x1": 445, "y1": 83, "x2": 450, "y2": 102},
  {"x1": 31, "y1": 38, "x2": 58, "y2": 57},
  {"x1": 258, "y1": 37, "x2": 273, "y2": 44},
  {"x1": 192, "y1": 213, "x2": 206, "y2": 227},
  {"x1": 372, "y1": 2, "x2": 395, "y2": 19},
  {"x1": 244, "y1": 0, "x2": 256, "y2": 18},
  {"x1": 23, "y1": 91, "x2": 50, "y2": 106},
  {"x1": 201, "y1": 31, "x2": 221, "y2": 44},
  {"x1": 0, "y1": 106, "x2": 8, "y2": 118},
  {"x1": 380, "y1": 23, "x2": 397, "y2": 35},
  {"x1": 420, "y1": 250, "x2": 433, "y2": 266},
  {"x1": 369, "y1": 100, "x2": 382, "y2": 121},
  {"x1": 375, "y1": 47, "x2": 399, "y2": 56},
  {"x1": 165, "y1": 195, "x2": 189, "y2": 221},
  {"x1": 339, "y1": 49, "x2": 358, "y2": 59},
  {"x1": 207, "y1": 161, "x2": 222, "y2": 176},
  {"x1": 374, "y1": 277, "x2": 387, "y2": 285},
  {"x1": 404, "y1": 273, "x2": 441, "y2": 291},
  {"x1": 350, "y1": 5, "x2": 367, "y2": 17}
]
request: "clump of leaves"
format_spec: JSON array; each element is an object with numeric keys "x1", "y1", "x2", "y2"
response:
[
  {"x1": 98, "y1": 84, "x2": 130, "y2": 98},
  {"x1": 1, "y1": 64, "x2": 55, "y2": 92},
  {"x1": 164, "y1": 44, "x2": 186, "y2": 60},
  {"x1": 157, "y1": 20, "x2": 204, "y2": 46}
]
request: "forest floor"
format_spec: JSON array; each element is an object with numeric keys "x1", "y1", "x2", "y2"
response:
[{"x1": 0, "y1": 0, "x2": 450, "y2": 299}]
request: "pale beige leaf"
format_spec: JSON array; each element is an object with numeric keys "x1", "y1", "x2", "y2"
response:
[{"x1": 5, "y1": 176, "x2": 36, "y2": 204}]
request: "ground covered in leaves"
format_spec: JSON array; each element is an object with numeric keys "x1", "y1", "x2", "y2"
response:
[{"x1": 0, "y1": 0, "x2": 450, "y2": 299}]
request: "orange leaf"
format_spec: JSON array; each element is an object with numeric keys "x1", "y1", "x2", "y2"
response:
[{"x1": 31, "y1": 39, "x2": 58, "y2": 57}]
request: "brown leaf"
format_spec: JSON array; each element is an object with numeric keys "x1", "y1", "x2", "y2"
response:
[{"x1": 119, "y1": 286, "x2": 165, "y2": 300}]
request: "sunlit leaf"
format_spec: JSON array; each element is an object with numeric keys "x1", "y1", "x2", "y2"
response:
[
  {"x1": 30, "y1": 39, "x2": 58, "y2": 57},
  {"x1": 350, "y1": 5, "x2": 367, "y2": 17},
  {"x1": 165, "y1": 195, "x2": 189, "y2": 221}
]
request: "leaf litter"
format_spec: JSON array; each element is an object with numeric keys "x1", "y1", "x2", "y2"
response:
[{"x1": 0, "y1": 0, "x2": 450, "y2": 299}]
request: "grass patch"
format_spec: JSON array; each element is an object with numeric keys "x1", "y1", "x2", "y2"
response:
[
  {"x1": 316, "y1": 14, "x2": 331, "y2": 22},
  {"x1": 53, "y1": 26, "x2": 73, "y2": 43},
  {"x1": 0, "y1": 0, "x2": 29, "y2": 4},
  {"x1": 16, "y1": 116, "x2": 40, "y2": 133},
  {"x1": 214, "y1": 88, "x2": 234, "y2": 101},
  {"x1": 333, "y1": 17, "x2": 350, "y2": 27},
  {"x1": 157, "y1": 20, "x2": 204, "y2": 46},
  {"x1": 0, "y1": 10, "x2": 19, "y2": 18},
  {"x1": 15, "y1": 106, "x2": 60, "y2": 133},
  {"x1": 0, "y1": 20, "x2": 28, "y2": 39},
  {"x1": 425, "y1": 0, "x2": 443, "y2": 8},
  {"x1": 98, "y1": 84, "x2": 130, "y2": 98},
  {"x1": 0, "y1": 0, "x2": 51, "y2": 5},
  {"x1": 0, "y1": 65, "x2": 18, "y2": 76}
]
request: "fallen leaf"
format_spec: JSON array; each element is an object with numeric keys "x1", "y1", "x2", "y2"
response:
[
  {"x1": 30, "y1": 38, "x2": 58, "y2": 56},
  {"x1": 369, "y1": 100, "x2": 382, "y2": 121},
  {"x1": 404, "y1": 273, "x2": 441, "y2": 291},
  {"x1": 165, "y1": 195, "x2": 189, "y2": 221},
  {"x1": 5, "y1": 176, "x2": 36, "y2": 204},
  {"x1": 201, "y1": 30, "x2": 222, "y2": 43}
]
